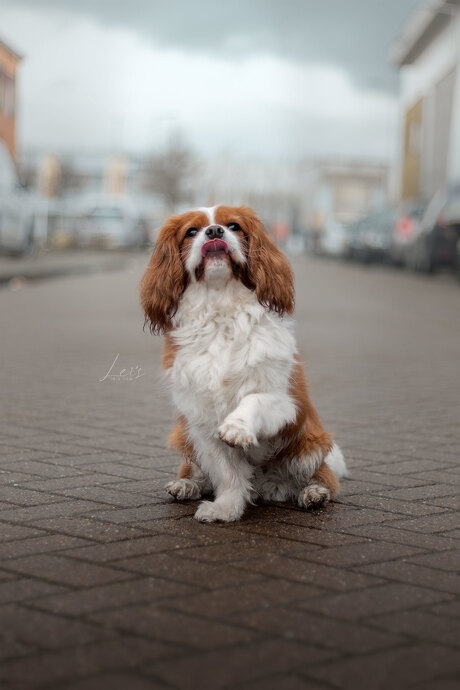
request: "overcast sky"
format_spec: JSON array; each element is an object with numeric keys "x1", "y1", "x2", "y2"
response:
[{"x1": 2, "y1": 0, "x2": 420, "y2": 161}]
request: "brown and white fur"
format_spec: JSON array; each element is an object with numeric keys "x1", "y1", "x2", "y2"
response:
[{"x1": 139, "y1": 205, "x2": 347, "y2": 522}]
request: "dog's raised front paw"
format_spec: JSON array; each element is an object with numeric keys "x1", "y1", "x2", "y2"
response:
[
  {"x1": 166, "y1": 478, "x2": 202, "y2": 501},
  {"x1": 194, "y1": 500, "x2": 242, "y2": 523},
  {"x1": 218, "y1": 417, "x2": 257, "y2": 450},
  {"x1": 298, "y1": 483, "x2": 331, "y2": 510}
]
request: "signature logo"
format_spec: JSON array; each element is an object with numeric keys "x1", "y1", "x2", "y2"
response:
[{"x1": 99, "y1": 354, "x2": 145, "y2": 382}]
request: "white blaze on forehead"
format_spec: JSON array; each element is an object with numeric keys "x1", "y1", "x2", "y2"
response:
[{"x1": 197, "y1": 205, "x2": 218, "y2": 225}]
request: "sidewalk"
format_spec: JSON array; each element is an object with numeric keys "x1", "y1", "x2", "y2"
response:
[
  {"x1": 0, "y1": 255, "x2": 459, "y2": 689},
  {"x1": 0, "y1": 250, "x2": 133, "y2": 287}
]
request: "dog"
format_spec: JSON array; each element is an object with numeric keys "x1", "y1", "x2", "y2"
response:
[{"x1": 139, "y1": 205, "x2": 347, "y2": 522}]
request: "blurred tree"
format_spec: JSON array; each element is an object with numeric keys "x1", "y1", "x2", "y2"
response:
[{"x1": 143, "y1": 135, "x2": 197, "y2": 213}]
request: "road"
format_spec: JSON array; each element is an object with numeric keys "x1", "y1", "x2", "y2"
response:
[{"x1": 0, "y1": 254, "x2": 459, "y2": 689}]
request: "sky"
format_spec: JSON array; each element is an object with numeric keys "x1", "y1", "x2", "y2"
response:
[{"x1": 2, "y1": 0, "x2": 421, "y2": 161}]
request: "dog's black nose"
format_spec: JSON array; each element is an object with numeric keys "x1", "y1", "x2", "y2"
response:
[{"x1": 205, "y1": 225, "x2": 224, "y2": 239}]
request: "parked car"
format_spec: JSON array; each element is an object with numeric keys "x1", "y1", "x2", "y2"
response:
[
  {"x1": 0, "y1": 140, "x2": 36, "y2": 255},
  {"x1": 344, "y1": 218, "x2": 365, "y2": 260},
  {"x1": 387, "y1": 201, "x2": 427, "y2": 266},
  {"x1": 76, "y1": 203, "x2": 149, "y2": 249},
  {"x1": 406, "y1": 186, "x2": 460, "y2": 273},
  {"x1": 348, "y1": 210, "x2": 396, "y2": 263}
]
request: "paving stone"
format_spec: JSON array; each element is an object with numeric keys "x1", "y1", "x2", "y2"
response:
[
  {"x1": 0, "y1": 636, "x2": 173, "y2": 689},
  {"x1": 231, "y1": 554, "x2": 385, "y2": 591},
  {"x1": 227, "y1": 676, "x2": 316, "y2": 690},
  {"x1": 0, "y1": 578, "x2": 68, "y2": 605},
  {"x1": 0, "y1": 524, "x2": 43, "y2": 542},
  {"x1": 0, "y1": 499, "x2": 106, "y2": 524},
  {"x1": 370, "y1": 609, "x2": 460, "y2": 648},
  {"x1": 170, "y1": 535, "x2": 315, "y2": 563},
  {"x1": 0, "y1": 535, "x2": 93, "y2": 560},
  {"x1": 305, "y1": 644, "x2": 460, "y2": 690},
  {"x1": 167, "y1": 579, "x2": 324, "y2": 618},
  {"x1": 356, "y1": 561, "x2": 460, "y2": 594},
  {"x1": 289, "y1": 540, "x2": 426, "y2": 568},
  {"x1": 295, "y1": 583, "x2": 452, "y2": 620},
  {"x1": 233, "y1": 605, "x2": 404, "y2": 653},
  {"x1": 114, "y1": 552, "x2": 265, "y2": 589},
  {"x1": 31, "y1": 517, "x2": 148, "y2": 542},
  {"x1": 427, "y1": 495, "x2": 460, "y2": 510},
  {"x1": 32, "y1": 577, "x2": 200, "y2": 615},
  {"x1": 0, "y1": 636, "x2": 35, "y2": 663},
  {"x1": 385, "y1": 513, "x2": 460, "y2": 534},
  {"x1": 233, "y1": 521, "x2": 366, "y2": 547},
  {"x1": 405, "y1": 549, "x2": 460, "y2": 572},
  {"x1": 89, "y1": 501, "x2": 197, "y2": 523},
  {"x1": 0, "y1": 487, "x2": 66, "y2": 507},
  {"x1": 64, "y1": 674, "x2": 168, "y2": 690},
  {"x1": 90, "y1": 604, "x2": 258, "y2": 649},
  {"x1": 427, "y1": 600, "x2": 460, "y2": 619},
  {"x1": 0, "y1": 604, "x2": 104, "y2": 649},
  {"x1": 379, "y1": 484, "x2": 460, "y2": 501},
  {"x1": 2, "y1": 554, "x2": 135, "y2": 588},
  {"x1": 62, "y1": 533, "x2": 198, "y2": 562},
  {"x1": 150, "y1": 639, "x2": 335, "y2": 690},
  {"x1": 156, "y1": 517, "x2": 247, "y2": 545},
  {"x1": 342, "y1": 493, "x2": 449, "y2": 516},
  {"x1": 340, "y1": 523, "x2": 460, "y2": 551}
]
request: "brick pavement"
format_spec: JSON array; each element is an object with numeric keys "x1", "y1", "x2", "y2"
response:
[{"x1": 0, "y1": 255, "x2": 459, "y2": 689}]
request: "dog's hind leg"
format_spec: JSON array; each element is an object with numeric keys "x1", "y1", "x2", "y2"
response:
[
  {"x1": 166, "y1": 459, "x2": 211, "y2": 501},
  {"x1": 166, "y1": 418, "x2": 211, "y2": 501},
  {"x1": 297, "y1": 460, "x2": 339, "y2": 509}
]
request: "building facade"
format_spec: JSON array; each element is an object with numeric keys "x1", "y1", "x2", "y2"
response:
[
  {"x1": 393, "y1": 0, "x2": 460, "y2": 202},
  {"x1": 0, "y1": 38, "x2": 22, "y2": 160},
  {"x1": 305, "y1": 160, "x2": 389, "y2": 230}
]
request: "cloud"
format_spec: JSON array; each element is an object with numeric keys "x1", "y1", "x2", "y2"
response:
[
  {"x1": 4, "y1": 0, "x2": 420, "y2": 91},
  {"x1": 2, "y1": 2, "x2": 398, "y2": 159}
]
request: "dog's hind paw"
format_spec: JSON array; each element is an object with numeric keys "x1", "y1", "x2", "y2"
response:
[
  {"x1": 166, "y1": 478, "x2": 202, "y2": 501},
  {"x1": 298, "y1": 483, "x2": 331, "y2": 509}
]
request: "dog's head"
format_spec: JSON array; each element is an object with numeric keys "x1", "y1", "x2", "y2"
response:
[{"x1": 139, "y1": 205, "x2": 294, "y2": 334}]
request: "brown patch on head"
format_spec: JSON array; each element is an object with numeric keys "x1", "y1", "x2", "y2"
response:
[
  {"x1": 139, "y1": 210, "x2": 208, "y2": 334},
  {"x1": 216, "y1": 205, "x2": 294, "y2": 315}
]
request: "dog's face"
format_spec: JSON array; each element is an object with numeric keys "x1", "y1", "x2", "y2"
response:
[{"x1": 139, "y1": 205, "x2": 294, "y2": 334}]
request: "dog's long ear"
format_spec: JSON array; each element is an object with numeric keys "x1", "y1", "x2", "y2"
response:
[
  {"x1": 243, "y1": 209, "x2": 294, "y2": 315},
  {"x1": 139, "y1": 217, "x2": 186, "y2": 334}
]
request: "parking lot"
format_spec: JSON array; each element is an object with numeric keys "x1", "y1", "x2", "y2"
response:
[{"x1": 0, "y1": 253, "x2": 459, "y2": 690}]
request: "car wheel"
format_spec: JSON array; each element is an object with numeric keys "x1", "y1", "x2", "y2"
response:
[{"x1": 418, "y1": 247, "x2": 434, "y2": 274}]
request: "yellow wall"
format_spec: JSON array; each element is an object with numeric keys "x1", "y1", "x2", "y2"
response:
[
  {"x1": 0, "y1": 44, "x2": 20, "y2": 159},
  {"x1": 401, "y1": 99, "x2": 423, "y2": 201}
]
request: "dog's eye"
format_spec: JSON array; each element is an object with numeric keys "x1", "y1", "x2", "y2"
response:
[
  {"x1": 227, "y1": 222, "x2": 241, "y2": 232},
  {"x1": 185, "y1": 227, "x2": 199, "y2": 237}
]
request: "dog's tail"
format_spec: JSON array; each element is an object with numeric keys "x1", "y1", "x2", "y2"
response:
[{"x1": 325, "y1": 443, "x2": 349, "y2": 479}]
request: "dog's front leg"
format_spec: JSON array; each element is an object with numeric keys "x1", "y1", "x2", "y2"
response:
[
  {"x1": 193, "y1": 440, "x2": 254, "y2": 523},
  {"x1": 218, "y1": 393, "x2": 296, "y2": 449}
]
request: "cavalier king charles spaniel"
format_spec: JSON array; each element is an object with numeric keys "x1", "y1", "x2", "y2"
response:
[{"x1": 140, "y1": 205, "x2": 347, "y2": 522}]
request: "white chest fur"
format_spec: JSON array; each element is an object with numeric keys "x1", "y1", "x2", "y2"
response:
[{"x1": 167, "y1": 280, "x2": 297, "y2": 429}]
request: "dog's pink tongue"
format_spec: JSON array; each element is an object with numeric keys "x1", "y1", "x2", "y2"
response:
[{"x1": 201, "y1": 239, "x2": 229, "y2": 257}]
